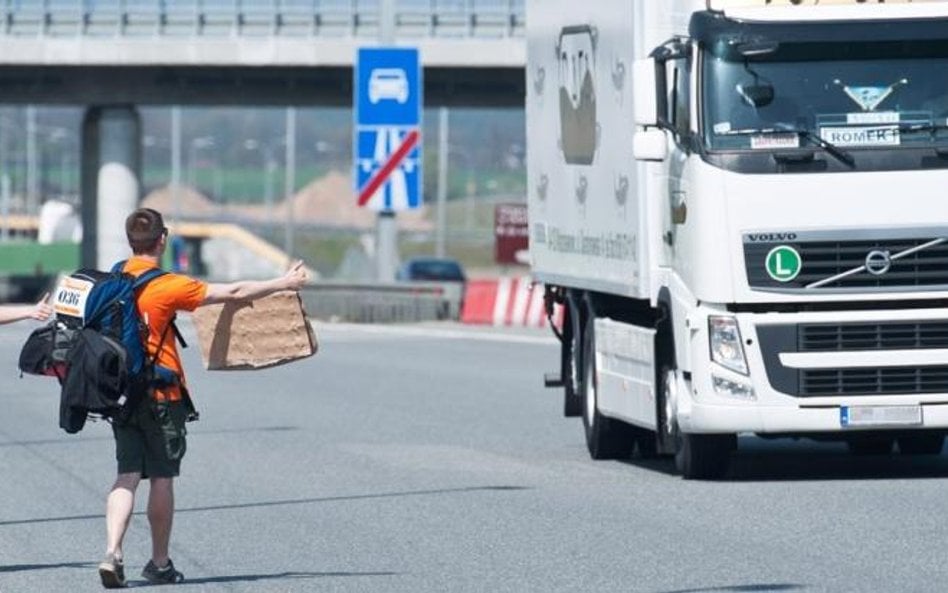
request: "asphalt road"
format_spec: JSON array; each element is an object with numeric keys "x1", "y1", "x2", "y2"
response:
[{"x1": 2, "y1": 319, "x2": 948, "y2": 593}]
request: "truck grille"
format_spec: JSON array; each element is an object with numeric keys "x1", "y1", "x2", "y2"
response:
[
  {"x1": 745, "y1": 237, "x2": 948, "y2": 290},
  {"x1": 757, "y1": 321, "x2": 948, "y2": 397},
  {"x1": 802, "y1": 367, "x2": 948, "y2": 397},
  {"x1": 801, "y1": 322, "x2": 948, "y2": 351}
]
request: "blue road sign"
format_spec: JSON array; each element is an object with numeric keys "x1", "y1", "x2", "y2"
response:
[
  {"x1": 356, "y1": 47, "x2": 421, "y2": 127},
  {"x1": 354, "y1": 47, "x2": 423, "y2": 212}
]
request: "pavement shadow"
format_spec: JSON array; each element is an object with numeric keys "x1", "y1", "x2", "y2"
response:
[
  {"x1": 0, "y1": 561, "x2": 94, "y2": 573},
  {"x1": 128, "y1": 571, "x2": 398, "y2": 587},
  {"x1": 656, "y1": 585, "x2": 806, "y2": 593},
  {"x1": 619, "y1": 455, "x2": 678, "y2": 477},
  {"x1": 0, "y1": 425, "x2": 301, "y2": 449},
  {"x1": 0, "y1": 485, "x2": 530, "y2": 528},
  {"x1": 173, "y1": 485, "x2": 530, "y2": 516}
]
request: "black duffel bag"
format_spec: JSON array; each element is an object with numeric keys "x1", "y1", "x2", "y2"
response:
[{"x1": 18, "y1": 322, "x2": 77, "y2": 379}]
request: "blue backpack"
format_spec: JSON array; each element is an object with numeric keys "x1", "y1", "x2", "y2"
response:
[{"x1": 21, "y1": 261, "x2": 182, "y2": 433}]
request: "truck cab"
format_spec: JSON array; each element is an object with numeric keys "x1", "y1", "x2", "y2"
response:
[{"x1": 527, "y1": 0, "x2": 948, "y2": 478}]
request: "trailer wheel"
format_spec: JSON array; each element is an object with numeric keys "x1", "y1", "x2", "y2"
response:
[
  {"x1": 675, "y1": 432, "x2": 734, "y2": 480},
  {"x1": 581, "y1": 322, "x2": 634, "y2": 460},
  {"x1": 897, "y1": 433, "x2": 944, "y2": 455},
  {"x1": 561, "y1": 301, "x2": 583, "y2": 418}
]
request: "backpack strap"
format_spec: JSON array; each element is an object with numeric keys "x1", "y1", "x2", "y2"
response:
[
  {"x1": 112, "y1": 260, "x2": 169, "y2": 291},
  {"x1": 85, "y1": 261, "x2": 159, "y2": 329},
  {"x1": 133, "y1": 267, "x2": 168, "y2": 290},
  {"x1": 132, "y1": 267, "x2": 187, "y2": 349},
  {"x1": 171, "y1": 320, "x2": 188, "y2": 349},
  {"x1": 152, "y1": 316, "x2": 175, "y2": 366}
]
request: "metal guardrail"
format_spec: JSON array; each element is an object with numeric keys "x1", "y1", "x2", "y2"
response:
[
  {"x1": 0, "y1": 274, "x2": 465, "y2": 323},
  {"x1": 300, "y1": 281, "x2": 464, "y2": 323},
  {"x1": 1, "y1": 0, "x2": 524, "y2": 38}
]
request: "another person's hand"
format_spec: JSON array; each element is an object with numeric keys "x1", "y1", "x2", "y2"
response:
[
  {"x1": 283, "y1": 261, "x2": 309, "y2": 292},
  {"x1": 30, "y1": 294, "x2": 53, "y2": 322}
]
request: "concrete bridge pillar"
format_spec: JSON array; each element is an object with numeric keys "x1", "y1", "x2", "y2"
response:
[{"x1": 80, "y1": 105, "x2": 142, "y2": 269}]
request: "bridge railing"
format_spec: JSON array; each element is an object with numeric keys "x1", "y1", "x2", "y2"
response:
[{"x1": 1, "y1": 0, "x2": 524, "y2": 38}]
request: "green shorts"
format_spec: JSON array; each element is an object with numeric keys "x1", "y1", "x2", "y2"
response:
[{"x1": 113, "y1": 398, "x2": 189, "y2": 479}]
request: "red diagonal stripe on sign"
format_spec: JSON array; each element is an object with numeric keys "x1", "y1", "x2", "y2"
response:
[{"x1": 357, "y1": 129, "x2": 420, "y2": 207}]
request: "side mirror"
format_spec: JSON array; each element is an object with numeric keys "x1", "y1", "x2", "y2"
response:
[
  {"x1": 633, "y1": 58, "x2": 660, "y2": 127},
  {"x1": 634, "y1": 129, "x2": 668, "y2": 162}
]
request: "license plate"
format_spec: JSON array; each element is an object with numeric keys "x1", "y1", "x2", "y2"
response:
[{"x1": 840, "y1": 405, "x2": 922, "y2": 428}]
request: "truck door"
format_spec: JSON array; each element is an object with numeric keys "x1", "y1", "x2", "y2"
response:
[{"x1": 664, "y1": 49, "x2": 693, "y2": 265}]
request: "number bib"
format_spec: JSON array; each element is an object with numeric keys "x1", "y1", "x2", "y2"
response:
[{"x1": 53, "y1": 276, "x2": 94, "y2": 321}]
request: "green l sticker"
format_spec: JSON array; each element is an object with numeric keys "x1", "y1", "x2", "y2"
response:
[{"x1": 766, "y1": 246, "x2": 802, "y2": 282}]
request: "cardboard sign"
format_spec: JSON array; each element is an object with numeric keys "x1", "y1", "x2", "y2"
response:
[{"x1": 190, "y1": 291, "x2": 318, "y2": 371}]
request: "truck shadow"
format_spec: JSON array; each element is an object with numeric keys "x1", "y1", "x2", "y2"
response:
[
  {"x1": 728, "y1": 437, "x2": 948, "y2": 481},
  {"x1": 623, "y1": 437, "x2": 948, "y2": 482}
]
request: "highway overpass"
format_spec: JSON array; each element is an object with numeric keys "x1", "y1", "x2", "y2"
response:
[{"x1": 0, "y1": 1, "x2": 526, "y2": 106}]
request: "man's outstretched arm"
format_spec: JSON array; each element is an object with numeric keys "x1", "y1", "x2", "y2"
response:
[
  {"x1": 200, "y1": 261, "x2": 308, "y2": 307},
  {"x1": 0, "y1": 294, "x2": 52, "y2": 326}
]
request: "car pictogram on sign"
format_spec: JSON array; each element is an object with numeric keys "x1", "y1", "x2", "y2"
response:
[{"x1": 368, "y1": 69, "x2": 410, "y2": 104}]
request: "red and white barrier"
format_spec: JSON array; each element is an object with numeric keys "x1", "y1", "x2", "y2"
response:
[{"x1": 461, "y1": 277, "x2": 562, "y2": 328}]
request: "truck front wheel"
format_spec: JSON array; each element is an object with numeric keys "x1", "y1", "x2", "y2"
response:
[{"x1": 581, "y1": 322, "x2": 634, "y2": 460}]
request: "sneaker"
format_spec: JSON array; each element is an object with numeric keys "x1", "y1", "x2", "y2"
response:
[
  {"x1": 98, "y1": 552, "x2": 126, "y2": 589},
  {"x1": 141, "y1": 558, "x2": 184, "y2": 585}
]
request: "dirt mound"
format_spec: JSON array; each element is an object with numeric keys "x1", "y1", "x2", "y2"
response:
[
  {"x1": 248, "y1": 171, "x2": 432, "y2": 231},
  {"x1": 142, "y1": 185, "x2": 220, "y2": 217},
  {"x1": 145, "y1": 172, "x2": 433, "y2": 232}
]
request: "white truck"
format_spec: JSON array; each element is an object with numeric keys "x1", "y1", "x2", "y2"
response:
[{"x1": 527, "y1": 0, "x2": 948, "y2": 478}]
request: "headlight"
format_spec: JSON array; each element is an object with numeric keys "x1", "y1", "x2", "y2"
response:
[{"x1": 709, "y1": 316, "x2": 749, "y2": 375}]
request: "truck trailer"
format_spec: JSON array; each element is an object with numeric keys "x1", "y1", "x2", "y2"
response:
[{"x1": 527, "y1": 0, "x2": 948, "y2": 478}]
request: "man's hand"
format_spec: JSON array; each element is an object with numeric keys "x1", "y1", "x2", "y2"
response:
[
  {"x1": 282, "y1": 260, "x2": 309, "y2": 292},
  {"x1": 30, "y1": 293, "x2": 53, "y2": 322}
]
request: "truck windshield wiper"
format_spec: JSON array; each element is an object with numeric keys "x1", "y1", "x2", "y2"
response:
[
  {"x1": 897, "y1": 123, "x2": 948, "y2": 156},
  {"x1": 718, "y1": 127, "x2": 855, "y2": 168},
  {"x1": 899, "y1": 122, "x2": 948, "y2": 133},
  {"x1": 778, "y1": 127, "x2": 855, "y2": 168}
]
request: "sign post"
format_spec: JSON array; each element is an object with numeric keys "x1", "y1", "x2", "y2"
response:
[{"x1": 354, "y1": 46, "x2": 423, "y2": 282}]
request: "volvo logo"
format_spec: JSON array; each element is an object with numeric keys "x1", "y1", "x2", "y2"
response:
[
  {"x1": 865, "y1": 250, "x2": 892, "y2": 276},
  {"x1": 746, "y1": 232, "x2": 798, "y2": 243}
]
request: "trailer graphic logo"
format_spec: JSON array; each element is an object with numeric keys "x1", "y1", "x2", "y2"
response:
[
  {"x1": 556, "y1": 25, "x2": 598, "y2": 166},
  {"x1": 766, "y1": 246, "x2": 802, "y2": 282}
]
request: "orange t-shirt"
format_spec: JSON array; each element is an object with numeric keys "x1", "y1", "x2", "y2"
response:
[{"x1": 123, "y1": 256, "x2": 208, "y2": 402}]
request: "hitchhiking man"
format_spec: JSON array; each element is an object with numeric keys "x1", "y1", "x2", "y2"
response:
[{"x1": 98, "y1": 207, "x2": 308, "y2": 588}]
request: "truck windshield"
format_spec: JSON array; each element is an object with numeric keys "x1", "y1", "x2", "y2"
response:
[{"x1": 703, "y1": 40, "x2": 948, "y2": 154}]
